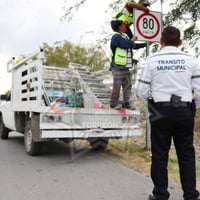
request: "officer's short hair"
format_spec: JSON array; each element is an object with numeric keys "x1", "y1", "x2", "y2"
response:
[{"x1": 162, "y1": 26, "x2": 180, "y2": 46}]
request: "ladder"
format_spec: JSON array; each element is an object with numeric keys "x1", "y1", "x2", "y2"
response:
[
  {"x1": 42, "y1": 63, "x2": 112, "y2": 108},
  {"x1": 68, "y1": 63, "x2": 111, "y2": 108}
]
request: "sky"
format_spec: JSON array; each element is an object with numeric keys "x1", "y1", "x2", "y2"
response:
[
  {"x1": 0, "y1": 0, "x2": 199, "y2": 94},
  {"x1": 0, "y1": 0, "x2": 110, "y2": 93}
]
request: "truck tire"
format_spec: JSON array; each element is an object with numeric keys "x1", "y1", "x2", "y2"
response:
[
  {"x1": 24, "y1": 121, "x2": 41, "y2": 156},
  {"x1": 0, "y1": 115, "x2": 10, "y2": 139},
  {"x1": 88, "y1": 138, "x2": 109, "y2": 150}
]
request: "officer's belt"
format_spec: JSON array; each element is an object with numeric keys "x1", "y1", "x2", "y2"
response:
[{"x1": 154, "y1": 101, "x2": 191, "y2": 107}]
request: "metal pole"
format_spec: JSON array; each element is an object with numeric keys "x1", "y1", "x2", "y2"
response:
[
  {"x1": 146, "y1": 41, "x2": 150, "y2": 56},
  {"x1": 146, "y1": 0, "x2": 163, "y2": 150},
  {"x1": 145, "y1": 42, "x2": 151, "y2": 150},
  {"x1": 161, "y1": 0, "x2": 163, "y2": 17}
]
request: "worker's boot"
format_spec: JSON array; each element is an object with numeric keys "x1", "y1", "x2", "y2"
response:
[
  {"x1": 110, "y1": 104, "x2": 121, "y2": 110},
  {"x1": 123, "y1": 102, "x2": 136, "y2": 110}
]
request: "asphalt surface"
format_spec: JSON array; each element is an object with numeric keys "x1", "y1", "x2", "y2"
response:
[{"x1": 0, "y1": 132, "x2": 182, "y2": 200}]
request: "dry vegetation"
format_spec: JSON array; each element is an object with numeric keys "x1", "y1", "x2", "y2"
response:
[{"x1": 103, "y1": 111, "x2": 200, "y2": 191}]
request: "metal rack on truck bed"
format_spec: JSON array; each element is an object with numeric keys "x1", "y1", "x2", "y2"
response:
[{"x1": 0, "y1": 49, "x2": 142, "y2": 155}]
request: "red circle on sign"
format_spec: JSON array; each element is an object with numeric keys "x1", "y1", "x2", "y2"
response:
[{"x1": 136, "y1": 13, "x2": 160, "y2": 39}]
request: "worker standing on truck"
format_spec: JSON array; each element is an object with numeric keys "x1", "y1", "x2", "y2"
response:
[
  {"x1": 111, "y1": 0, "x2": 150, "y2": 39},
  {"x1": 110, "y1": 20, "x2": 147, "y2": 110}
]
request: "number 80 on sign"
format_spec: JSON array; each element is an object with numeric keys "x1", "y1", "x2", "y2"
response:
[{"x1": 134, "y1": 10, "x2": 162, "y2": 42}]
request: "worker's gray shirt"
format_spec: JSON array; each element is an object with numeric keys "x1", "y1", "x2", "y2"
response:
[{"x1": 136, "y1": 46, "x2": 200, "y2": 107}]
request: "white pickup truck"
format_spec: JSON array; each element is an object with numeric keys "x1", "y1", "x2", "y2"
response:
[{"x1": 0, "y1": 49, "x2": 141, "y2": 156}]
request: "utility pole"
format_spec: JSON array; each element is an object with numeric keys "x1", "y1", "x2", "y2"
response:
[
  {"x1": 161, "y1": 0, "x2": 163, "y2": 26},
  {"x1": 145, "y1": 0, "x2": 163, "y2": 150},
  {"x1": 145, "y1": 42, "x2": 151, "y2": 150}
]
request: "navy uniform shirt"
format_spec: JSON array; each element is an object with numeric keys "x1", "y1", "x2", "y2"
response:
[{"x1": 110, "y1": 32, "x2": 146, "y2": 70}]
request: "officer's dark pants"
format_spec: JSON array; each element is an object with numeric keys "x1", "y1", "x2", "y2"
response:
[
  {"x1": 110, "y1": 68, "x2": 131, "y2": 107},
  {"x1": 149, "y1": 105, "x2": 199, "y2": 200}
]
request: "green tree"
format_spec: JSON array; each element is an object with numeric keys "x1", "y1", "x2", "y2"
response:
[
  {"x1": 5, "y1": 90, "x2": 11, "y2": 96},
  {"x1": 163, "y1": 0, "x2": 200, "y2": 57},
  {"x1": 62, "y1": 0, "x2": 200, "y2": 57},
  {"x1": 43, "y1": 41, "x2": 109, "y2": 71}
]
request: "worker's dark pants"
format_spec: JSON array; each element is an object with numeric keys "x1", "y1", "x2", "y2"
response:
[
  {"x1": 110, "y1": 68, "x2": 131, "y2": 107},
  {"x1": 149, "y1": 104, "x2": 199, "y2": 200}
]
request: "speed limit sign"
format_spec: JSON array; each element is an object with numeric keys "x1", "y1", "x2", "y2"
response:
[{"x1": 134, "y1": 10, "x2": 162, "y2": 42}]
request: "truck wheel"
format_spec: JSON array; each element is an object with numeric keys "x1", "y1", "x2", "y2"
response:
[
  {"x1": 88, "y1": 138, "x2": 109, "y2": 150},
  {"x1": 0, "y1": 115, "x2": 10, "y2": 139},
  {"x1": 24, "y1": 122, "x2": 41, "y2": 156}
]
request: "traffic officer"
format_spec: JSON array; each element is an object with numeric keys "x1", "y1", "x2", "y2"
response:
[
  {"x1": 136, "y1": 26, "x2": 200, "y2": 200},
  {"x1": 111, "y1": 0, "x2": 150, "y2": 38}
]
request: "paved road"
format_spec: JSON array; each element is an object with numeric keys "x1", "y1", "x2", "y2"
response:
[{"x1": 0, "y1": 132, "x2": 182, "y2": 200}]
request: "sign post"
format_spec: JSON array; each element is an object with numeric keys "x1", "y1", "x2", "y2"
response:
[{"x1": 134, "y1": 10, "x2": 162, "y2": 149}]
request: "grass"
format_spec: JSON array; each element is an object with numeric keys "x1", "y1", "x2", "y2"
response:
[
  {"x1": 104, "y1": 137, "x2": 200, "y2": 190},
  {"x1": 103, "y1": 106, "x2": 200, "y2": 190}
]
